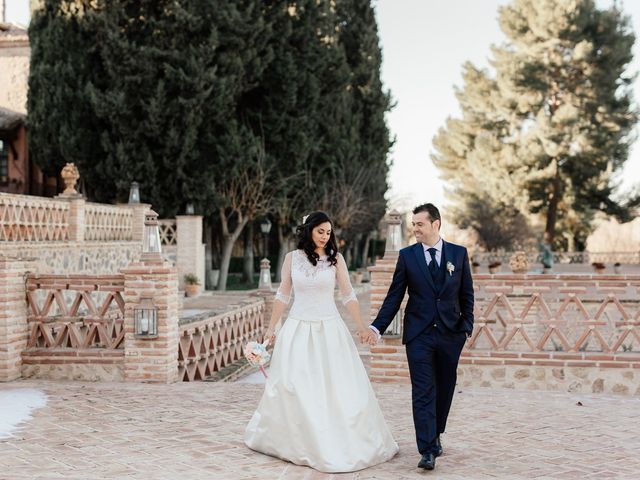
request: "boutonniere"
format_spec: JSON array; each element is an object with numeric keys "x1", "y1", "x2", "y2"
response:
[{"x1": 446, "y1": 261, "x2": 455, "y2": 276}]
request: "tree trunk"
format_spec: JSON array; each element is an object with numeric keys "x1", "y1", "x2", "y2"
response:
[
  {"x1": 203, "y1": 218, "x2": 214, "y2": 289},
  {"x1": 275, "y1": 223, "x2": 288, "y2": 282},
  {"x1": 217, "y1": 209, "x2": 248, "y2": 291},
  {"x1": 344, "y1": 242, "x2": 352, "y2": 269},
  {"x1": 242, "y1": 222, "x2": 254, "y2": 285},
  {"x1": 545, "y1": 165, "x2": 562, "y2": 246},
  {"x1": 361, "y1": 232, "x2": 372, "y2": 268}
]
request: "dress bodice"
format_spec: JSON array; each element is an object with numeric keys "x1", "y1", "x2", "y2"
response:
[{"x1": 275, "y1": 250, "x2": 357, "y2": 321}]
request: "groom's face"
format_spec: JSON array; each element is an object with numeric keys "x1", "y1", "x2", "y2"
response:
[{"x1": 412, "y1": 212, "x2": 440, "y2": 245}]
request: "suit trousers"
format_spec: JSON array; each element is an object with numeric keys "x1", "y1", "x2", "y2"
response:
[{"x1": 405, "y1": 322, "x2": 466, "y2": 455}]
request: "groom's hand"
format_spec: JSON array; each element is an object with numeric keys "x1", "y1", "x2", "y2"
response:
[{"x1": 358, "y1": 328, "x2": 376, "y2": 345}]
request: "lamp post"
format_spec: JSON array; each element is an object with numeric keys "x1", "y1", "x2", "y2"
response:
[
  {"x1": 185, "y1": 203, "x2": 195, "y2": 215},
  {"x1": 128, "y1": 181, "x2": 140, "y2": 204},
  {"x1": 260, "y1": 217, "x2": 272, "y2": 259},
  {"x1": 385, "y1": 209, "x2": 403, "y2": 253},
  {"x1": 142, "y1": 209, "x2": 162, "y2": 263},
  {"x1": 258, "y1": 218, "x2": 273, "y2": 290}
]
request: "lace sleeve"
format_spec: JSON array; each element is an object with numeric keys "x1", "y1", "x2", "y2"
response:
[
  {"x1": 275, "y1": 252, "x2": 293, "y2": 304},
  {"x1": 336, "y1": 253, "x2": 357, "y2": 306}
]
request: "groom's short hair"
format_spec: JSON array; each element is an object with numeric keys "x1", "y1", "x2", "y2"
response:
[{"x1": 413, "y1": 203, "x2": 441, "y2": 225}]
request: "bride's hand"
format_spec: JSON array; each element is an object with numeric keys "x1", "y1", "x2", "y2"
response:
[
  {"x1": 357, "y1": 328, "x2": 375, "y2": 345},
  {"x1": 265, "y1": 326, "x2": 276, "y2": 344}
]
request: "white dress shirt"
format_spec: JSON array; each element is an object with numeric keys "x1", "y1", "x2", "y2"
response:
[{"x1": 423, "y1": 237, "x2": 443, "y2": 268}]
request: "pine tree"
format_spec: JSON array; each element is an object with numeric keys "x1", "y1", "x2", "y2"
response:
[
  {"x1": 433, "y1": 0, "x2": 637, "y2": 250},
  {"x1": 335, "y1": 0, "x2": 393, "y2": 265},
  {"x1": 28, "y1": 1, "x2": 102, "y2": 179}
]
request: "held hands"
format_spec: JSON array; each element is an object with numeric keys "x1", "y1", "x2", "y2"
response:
[{"x1": 357, "y1": 328, "x2": 378, "y2": 346}]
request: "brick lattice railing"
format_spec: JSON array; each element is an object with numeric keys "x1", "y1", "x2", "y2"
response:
[
  {"x1": 369, "y1": 256, "x2": 640, "y2": 393},
  {"x1": 84, "y1": 203, "x2": 134, "y2": 241},
  {"x1": 25, "y1": 274, "x2": 126, "y2": 350},
  {"x1": 0, "y1": 193, "x2": 70, "y2": 241},
  {"x1": 158, "y1": 219, "x2": 177, "y2": 246},
  {"x1": 21, "y1": 273, "x2": 127, "y2": 380},
  {"x1": 0, "y1": 192, "x2": 143, "y2": 244},
  {"x1": 178, "y1": 299, "x2": 265, "y2": 381}
]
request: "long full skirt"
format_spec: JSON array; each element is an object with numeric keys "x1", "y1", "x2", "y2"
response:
[{"x1": 244, "y1": 315, "x2": 398, "y2": 473}]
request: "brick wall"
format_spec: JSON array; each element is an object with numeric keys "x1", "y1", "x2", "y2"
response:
[
  {"x1": 176, "y1": 215, "x2": 205, "y2": 292},
  {"x1": 368, "y1": 271, "x2": 640, "y2": 395},
  {"x1": 0, "y1": 257, "x2": 31, "y2": 381}
]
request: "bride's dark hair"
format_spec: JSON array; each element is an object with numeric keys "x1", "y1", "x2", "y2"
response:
[{"x1": 296, "y1": 211, "x2": 339, "y2": 267}]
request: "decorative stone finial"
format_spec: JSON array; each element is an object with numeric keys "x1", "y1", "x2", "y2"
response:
[{"x1": 60, "y1": 163, "x2": 80, "y2": 195}]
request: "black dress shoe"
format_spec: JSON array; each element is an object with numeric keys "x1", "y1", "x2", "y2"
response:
[
  {"x1": 435, "y1": 435, "x2": 443, "y2": 457},
  {"x1": 417, "y1": 452, "x2": 436, "y2": 470}
]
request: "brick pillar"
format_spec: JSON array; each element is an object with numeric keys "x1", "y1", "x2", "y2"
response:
[
  {"x1": 67, "y1": 196, "x2": 85, "y2": 242},
  {"x1": 176, "y1": 215, "x2": 205, "y2": 292},
  {"x1": 121, "y1": 259, "x2": 179, "y2": 383},
  {"x1": 367, "y1": 209, "x2": 409, "y2": 383},
  {"x1": 0, "y1": 257, "x2": 31, "y2": 382},
  {"x1": 368, "y1": 252, "x2": 399, "y2": 323},
  {"x1": 130, "y1": 204, "x2": 151, "y2": 244}
]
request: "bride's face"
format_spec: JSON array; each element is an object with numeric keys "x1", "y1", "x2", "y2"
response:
[{"x1": 312, "y1": 222, "x2": 332, "y2": 250}]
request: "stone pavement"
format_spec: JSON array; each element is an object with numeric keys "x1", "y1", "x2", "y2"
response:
[
  {"x1": 1, "y1": 380, "x2": 639, "y2": 479},
  {"x1": 2, "y1": 287, "x2": 640, "y2": 479}
]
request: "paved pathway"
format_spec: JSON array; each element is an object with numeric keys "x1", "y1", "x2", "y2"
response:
[
  {"x1": 1, "y1": 380, "x2": 639, "y2": 479},
  {"x1": 2, "y1": 286, "x2": 639, "y2": 479}
]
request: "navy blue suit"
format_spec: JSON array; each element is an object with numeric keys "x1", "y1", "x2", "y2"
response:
[{"x1": 372, "y1": 240, "x2": 474, "y2": 455}]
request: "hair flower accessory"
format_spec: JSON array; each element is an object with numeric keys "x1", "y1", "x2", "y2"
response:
[
  {"x1": 446, "y1": 261, "x2": 455, "y2": 276},
  {"x1": 302, "y1": 214, "x2": 310, "y2": 224}
]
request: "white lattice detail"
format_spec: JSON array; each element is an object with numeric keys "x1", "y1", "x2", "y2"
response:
[
  {"x1": 84, "y1": 203, "x2": 134, "y2": 241},
  {"x1": 159, "y1": 219, "x2": 177, "y2": 246},
  {"x1": 0, "y1": 193, "x2": 70, "y2": 241}
]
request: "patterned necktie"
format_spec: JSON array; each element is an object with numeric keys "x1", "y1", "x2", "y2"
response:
[{"x1": 427, "y1": 248, "x2": 438, "y2": 276}]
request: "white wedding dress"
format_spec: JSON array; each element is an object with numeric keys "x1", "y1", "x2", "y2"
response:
[{"x1": 244, "y1": 249, "x2": 398, "y2": 473}]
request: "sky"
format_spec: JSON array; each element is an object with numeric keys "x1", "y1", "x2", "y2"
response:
[
  {"x1": 375, "y1": 0, "x2": 640, "y2": 211},
  {"x1": 4, "y1": 0, "x2": 640, "y2": 212}
]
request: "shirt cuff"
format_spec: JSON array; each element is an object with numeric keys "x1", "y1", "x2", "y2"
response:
[{"x1": 369, "y1": 325, "x2": 381, "y2": 340}]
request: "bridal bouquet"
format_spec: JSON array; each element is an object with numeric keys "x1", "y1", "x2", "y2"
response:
[{"x1": 243, "y1": 339, "x2": 271, "y2": 378}]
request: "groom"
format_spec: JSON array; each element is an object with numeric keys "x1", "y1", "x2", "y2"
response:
[{"x1": 368, "y1": 203, "x2": 474, "y2": 471}]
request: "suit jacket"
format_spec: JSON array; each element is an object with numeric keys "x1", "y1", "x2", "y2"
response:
[{"x1": 372, "y1": 240, "x2": 474, "y2": 345}]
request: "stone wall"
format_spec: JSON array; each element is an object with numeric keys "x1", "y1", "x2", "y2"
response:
[
  {"x1": 2, "y1": 241, "x2": 142, "y2": 274},
  {"x1": 0, "y1": 25, "x2": 29, "y2": 113},
  {"x1": 21, "y1": 350, "x2": 124, "y2": 381}
]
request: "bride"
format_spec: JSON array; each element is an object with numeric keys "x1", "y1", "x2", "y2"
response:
[{"x1": 244, "y1": 211, "x2": 399, "y2": 473}]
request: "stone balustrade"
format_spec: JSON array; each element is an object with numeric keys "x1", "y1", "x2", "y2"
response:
[{"x1": 178, "y1": 298, "x2": 265, "y2": 381}]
